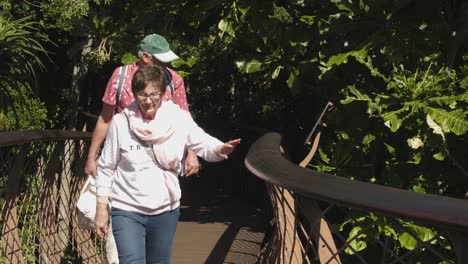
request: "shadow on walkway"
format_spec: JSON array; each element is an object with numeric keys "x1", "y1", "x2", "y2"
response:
[{"x1": 172, "y1": 177, "x2": 266, "y2": 264}]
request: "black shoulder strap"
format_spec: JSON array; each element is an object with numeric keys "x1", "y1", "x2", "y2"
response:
[
  {"x1": 115, "y1": 65, "x2": 128, "y2": 113},
  {"x1": 164, "y1": 67, "x2": 174, "y2": 97}
]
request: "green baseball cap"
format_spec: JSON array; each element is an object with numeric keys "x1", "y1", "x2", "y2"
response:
[{"x1": 139, "y1": 34, "x2": 179, "y2": 63}]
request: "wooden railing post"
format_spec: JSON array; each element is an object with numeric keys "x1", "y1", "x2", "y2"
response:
[{"x1": 449, "y1": 231, "x2": 468, "y2": 263}]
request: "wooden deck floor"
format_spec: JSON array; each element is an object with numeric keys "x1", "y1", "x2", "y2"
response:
[{"x1": 172, "y1": 178, "x2": 266, "y2": 264}]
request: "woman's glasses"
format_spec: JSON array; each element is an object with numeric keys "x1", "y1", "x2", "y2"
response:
[{"x1": 135, "y1": 92, "x2": 162, "y2": 101}]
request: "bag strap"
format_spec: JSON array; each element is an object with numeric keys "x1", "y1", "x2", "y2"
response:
[
  {"x1": 164, "y1": 67, "x2": 174, "y2": 97},
  {"x1": 115, "y1": 65, "x2": 129, "y2": 113},
  {"x1": 80, "y1": 175, "x2": 96, "y2": 195}
]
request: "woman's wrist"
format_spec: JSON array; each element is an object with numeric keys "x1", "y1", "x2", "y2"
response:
[{"x1": 96, "y1": 196, "x2": 109, "y2": 204}]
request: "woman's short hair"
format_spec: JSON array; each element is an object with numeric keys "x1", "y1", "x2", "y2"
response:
[{"x1": 132, "y1": 64, "x2": 168, "y2": 95}]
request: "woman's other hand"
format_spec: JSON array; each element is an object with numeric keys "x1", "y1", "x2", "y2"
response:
[
  {"x1": 94, "y1": 203, "x2": 109, "y2": 239},
  {"x1": 184, "y1": 149, "x2": 200, "y2": 176},
  {"x1": 84, "y1": 158, "x2": 97, "y2": 178},
  {"x1": 217, "y1": 139, "x2": 241, "y2": 159}
]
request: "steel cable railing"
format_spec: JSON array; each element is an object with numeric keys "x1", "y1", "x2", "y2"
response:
[{"x1": 0, "y1": 130, "x2": 104, "y2": 263}]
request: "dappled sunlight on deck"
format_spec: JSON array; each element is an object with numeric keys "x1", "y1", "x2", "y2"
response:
[{"x1": 173, "y1": 180, "x2": 265, "y2": 263}]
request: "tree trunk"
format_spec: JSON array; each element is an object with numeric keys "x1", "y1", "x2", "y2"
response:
[{"x1": 67, "y1": 35, "x2": 93, "y2": 131}]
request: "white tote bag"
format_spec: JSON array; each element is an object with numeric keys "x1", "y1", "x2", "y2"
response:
[
  {"x1": 76, "y1": 175, "x2": 119, "y2": 263},
  {"x1": 76, "y1": 175, "x2": 97, "y2": 230}
]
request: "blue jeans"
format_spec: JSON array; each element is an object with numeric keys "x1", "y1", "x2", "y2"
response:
[{"x1": 111, "y1": 208, "x2": 180, "y2": 264}]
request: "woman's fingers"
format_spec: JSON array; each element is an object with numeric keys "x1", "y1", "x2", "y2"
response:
[
  {"x1": 219, "y1": 138, "x2": 241, "y2": 158},
  {"x1": 226, "y1": 138, "x2": 241, "y2": 146},
  {"x1": 95, "y1": 224, "x2": 108, "y2": 239}
]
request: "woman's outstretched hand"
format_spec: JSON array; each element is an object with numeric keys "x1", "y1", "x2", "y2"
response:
[{"x1": 218, "y1": 138, "x2": 241, "y2": 159}]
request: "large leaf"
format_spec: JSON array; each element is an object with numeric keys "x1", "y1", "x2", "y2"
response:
[
  {"x1": 218, "y1": 18, "x2": 235, "y2": 38},
  {"x1": 321, "y1": 45, "x2": 385, "y2": 79},
  {"x1": 344, "y1": 226, "x2": 367, "y2": 255},
  {"x1": 235, "y1": 59, "x2": 263, "y2": 74},
  {"x1": 399, "y1": 223, "x2": 436, "y2": 250},
  {"x1": 340, "y1": 85, "x2": 371, "y2": 104},
  {"x1": 427, "y1": 107, "x2": 468, "y2": 136},
  {"x1": 382, "y1": 107, "x2": 408, "y2": 132},
  {"x1": 398, "y1": 232, "x2": 418, "y2": 250}
]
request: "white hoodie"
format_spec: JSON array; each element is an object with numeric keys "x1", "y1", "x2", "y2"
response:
[{"x1": 96, "y1": 101, "x2": 224, "y2": 215}]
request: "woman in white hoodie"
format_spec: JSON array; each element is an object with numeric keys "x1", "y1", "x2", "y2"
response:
[{"x1": 94, "y1": 64, "x2": 240, "y2": 264}]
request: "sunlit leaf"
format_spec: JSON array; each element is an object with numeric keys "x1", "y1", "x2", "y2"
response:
[
  {"x1": 287, "y1": 67, "x2": 299, "y2": 88},
  {"x1": 383, "y1": 111, "x2": 404, "y2": 132},
  {"x1": 399, "y1": 232, "x2": 417, "y2": 250},
  {"x1": 411, "y1": 184, "x2": 426, "y2": 193},
  {"x1": 433, "y1": 152, "x2": 445, "y2": 161},
  {"x1": 384, "y1": 143, "x2": 395, "y2": 155},
  {"x1": 427, "y1": 107, "x2": 468, "y2": 136},
  {"x1": 121, "y1": 52, "x2": 138, "y2": 65},
  {"x1": 345, "y1": 226, "x2": 367, "y2": 255},
  {"x1": 426, "y1": 114, "x2": 445, "y2": 138},
  {"x1": 407, "y1": 137, "x2": 424, "y2": 149},
  {"x1": 235, "y1": 59, "x2": 262, "y2": 74},
  {"x1": 218, "y1": 18, "x2": 235, "y2": 37},
  {"x1": 299, "y1": 15, "x2": 316, "y2": 25},
  {"x1": 272, "y1": 65, "x2": 282, "y2": 79},
  {"x1": 399, "y1": 223, "x2": 436, "y2": 250},
  {"x1": 362, "y1": 134, "x2": 376, "y2": 145}
]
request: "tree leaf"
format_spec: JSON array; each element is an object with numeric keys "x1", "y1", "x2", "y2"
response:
[
  {"x1": 427, "y1": 107, "x2": 468, "y2": 136},
  {"x1": 121, "y1": 52, "x2": 138, "y2": 65},
  {"x1": 399, "y1": 232, "x2": 417, "y2": 250},
  {"x1": 287, "y1": 67, "x2": 299, "y2": 88},
  {"x1": 407, "y1": 137, "x2": 424, "y2": 149},
  {"x1": 426, "y1": 114, "x2": 445, "y2": 138},
  {"x1": 218, "y1": 18, "x2": 235, "y2": 37},
  {"x1": 299, "y1": 15, "x2": 316, "y2": 26},
  {"x1": 433, "y1": 152, "x2": 445, "y2": 161},
  {"x1": 235, "y1": 59, "x2": 262, "y2": 74},
  {"x1": 345, "y1": 226, "x2": 367, "y2": 255},
  {"x1": 272, "y1": 65, "x2": 282, "y2": 79},
  {"x1": 383, "y1": 111, "x2": 404, "y2": 132}
]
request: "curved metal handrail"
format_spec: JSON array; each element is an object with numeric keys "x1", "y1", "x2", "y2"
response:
[{"x1": 245, "y1": 132, "x2": 468, "y2": 232}]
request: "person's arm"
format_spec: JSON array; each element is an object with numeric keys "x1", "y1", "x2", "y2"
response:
[
  {"x1": 183, "y1": 114, "x2": 240, "y2": 162},
  {"x1": 94, "y1": 116, "x2": 121, "y2": 239},
  {"x1": 84, "y1": 103, "x2": 115, "y2": 177}
]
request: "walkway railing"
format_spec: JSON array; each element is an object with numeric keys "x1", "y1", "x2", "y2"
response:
[
  {"x1": 0, "y1": 130, "x2": 102, "y2": 263},
  {"x1": 245, "y1": 132, "x2": 468, "y2": 264}
]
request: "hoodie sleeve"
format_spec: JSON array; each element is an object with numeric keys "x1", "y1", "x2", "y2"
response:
[
  {"x1": 96, "y1": 115, "x2": 122, "y2": 196},
  {"x1": 182, "y1": 112, "x2": 224, "y2": 162}
]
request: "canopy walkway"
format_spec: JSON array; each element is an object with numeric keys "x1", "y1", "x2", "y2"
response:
[{"x1": 1, "y1": 130, "x2": 468, "y2": 263}]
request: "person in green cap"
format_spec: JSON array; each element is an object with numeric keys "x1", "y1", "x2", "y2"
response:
[
  {"x1": 85, "y1": 34, "x2": 199, "y2": 179},
  {"x1": 93, "y1": 64, "x2": 241, "y2": 263},
  {"x1": 84, "y1": 34, "x2": 200, "y2": 263}
]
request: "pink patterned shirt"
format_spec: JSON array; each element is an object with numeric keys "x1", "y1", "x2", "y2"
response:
[{"x1": 102, "y1": 62, "x2": 189, "y2": 113}]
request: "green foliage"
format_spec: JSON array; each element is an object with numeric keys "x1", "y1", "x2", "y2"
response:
[
  {"x1": 0, "y1": 15, "x2": 50, "y2": 129},
  {"x1": 2, "y1": 0, "x2": 467, "y2": 261},
  {"x1": 0, "y1": 84, "x2": 49, "y2": 131},
  {"x1": 40, "y1": 0, "x2": 111, "y2": 31},
  {"x1": 0, "y1": 16, "x2": 49, "y2": 82},
  {"x1": 339, "y1": 213, "x2": 448, "y2": 261}
]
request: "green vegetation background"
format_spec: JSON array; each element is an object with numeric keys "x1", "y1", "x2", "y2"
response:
[{"x1": 0, "y1": 0, "x2": 467, "y2": 260}]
